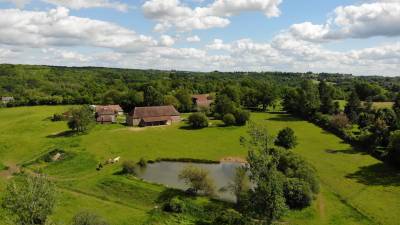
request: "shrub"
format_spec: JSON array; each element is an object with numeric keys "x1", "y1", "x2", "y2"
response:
[
  {"x1": 388, "y1": 130, "x2": 400, "y2": 165},
  {"x1": 233, "y1": 110, "x2": 250, "y2": 126},
  {"x1": 122, "y1": 160, "x2": 136, "y2": 175},
  {"x1": 163, "y1": 197, "x2": 185, "y2": 213},
  {"x1": 51, "y1": 113, "x2": 64, "y2": 121},
  {"x1": 72, "y1": 211, "x2": 109, "y2": 225},
  {"x1": 178, "y1": 166, "x2": 215, "y2": 196},
  {"x1": 330, "y1": 113, "x2": 350, "y2": 130},
  {"x1": 211, "y1": 209, "x2": 247, "y2": 225},
  {"x1": 222, "y1": 113, "x2": 236, "y2": 126},
  {"x1": 284, "y1": 178, "x2": 313, "y2": 209},
  {"x1": 137, "y1": 158, "x2": 147, "y2": 168},
  {"x1": 275, "y1": 127, "x2": 298, "y2": 150},
  {"x1": 188, "y1": 113, "x2": 209, "y2": 129}
]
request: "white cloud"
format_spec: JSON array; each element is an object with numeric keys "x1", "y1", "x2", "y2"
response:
[
  {"x1": 206, "y1": 39, "x2": 231, "y2": 50},
  {"x1": 43, "y1": 0, "x2": 129, "y2": 12},
  {"x1": 159, "y1": 35, "x2": 176, "y2": 46},
  {"x1": 142, "y1": 0, "x2": 282, "y2": 32},
  {"x1": 289, "y1": 1, "x2": 400, "y2": 42},
  {"x1": 0, "y1": 7, "x2": 156, "y2": 52},
  {"x1": 186, "y1": 35, "x2": 201, "y2": 42}
]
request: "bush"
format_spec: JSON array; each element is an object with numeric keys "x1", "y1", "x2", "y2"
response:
[
  {"x1": 163, "y1": 197, "x2": 185, "y2": 213},
  {"x1": 211, "y1": 209, "x2": 247, "y2": 225},
  {"x1": 222, "y1": 113, "x2": 236, "y2": 126},
  {"x1": 330, "y1": 113, "x2": 350, "y2": 130},
  {"x1": 284, "y1": 178, "x2": 313, "y2": 209},
  {"x1": 51, "y1": 113, "x2": 64, "y2": 121},
  {"x1": 122, "y1": 160, "x2": 136, "y2": 175},
  {"x1": 275, "y1": 127, "x2": 298, "y2": 150},
  {"x1": 137, "y1": 158, "x2": 147, "y2": 168},
  {"x1": 233, "y1": 110, "x2": 250, "y2": 126},
  {"x1": 188, "y1": 113, "x2": 209, "y2": 129},
  {"x1": 72, "y1": 211, "x2": 109, "y2": 225}
]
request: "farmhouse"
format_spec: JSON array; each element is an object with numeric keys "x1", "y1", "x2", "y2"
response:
[
  {"x1": 192, "y1": 94, "x2": 213, "y2": 110},
  {"x1": 95, "y1": 105, "x2": 122, "y2": 124},
  {"x1": 1, "y1": 96, "x2": 14, "y2": 105},
  {"x1": 126, "y1": 105, "x2": 181, "y2": 127}
]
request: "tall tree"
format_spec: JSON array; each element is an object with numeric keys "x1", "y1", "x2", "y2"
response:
[
  {"x1": 241, "y1": 123, "x2": 287, "y2": 224},
  {"x1": 143, "y1": 86, "x2": 163, "y2": 106},
  {"x1": 298, "y1": 80, "x2": 320, "y2": 118},
  {"x1": 68, "y1": 105, "x2": 94, "y2": 133},
  {"x1": 175, "y1": 89, "x2": 193, "y2": 112},
  {"x1": 344, "y1": 90, "x2": 361, "y2": 123},
  {"x1": 318, "y1": 81, "x2": 335, "y2": 114}
]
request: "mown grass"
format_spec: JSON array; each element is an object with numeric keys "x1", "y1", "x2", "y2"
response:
[
  {"x1": 0, "y1": 106, "x2": 399, "y2": 224},
  {"x1": 335, "y1": 100, "x2": 394, "y2": 110}
]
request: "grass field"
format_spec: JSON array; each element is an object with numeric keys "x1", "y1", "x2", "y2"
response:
[
  {"x1": 1, "y1": 106, "x2": 400, "y2": 224},
  {"x1": 335, "y1": 100, "x2": 394, "y2": 110}
]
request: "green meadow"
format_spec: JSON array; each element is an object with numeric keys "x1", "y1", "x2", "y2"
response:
[{"x1": 1, "y1": 106, "x2": 400, "y2": 224}]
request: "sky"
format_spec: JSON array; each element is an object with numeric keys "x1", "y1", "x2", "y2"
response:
[{"x1": 0, "y1": 0, "x2": 399, "y2": 76}]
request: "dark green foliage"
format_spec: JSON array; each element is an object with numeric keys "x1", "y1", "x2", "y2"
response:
[
  {"x1": 163, "y1": 95, "x2": 181, "y2": 110},
  {"x1": 388, "y1": 131, "x2": 400, "y2": 165},
  {"x1": 214, "y1": 94, "x2": 237, "y2": 117},
  {"x1": 137, "y1": 158, "x2": 147, "y2": 168},
  {"x1": 72, "y1": 211, "x2": 109, "y2": 225},
  {"x1": 51, "y1": 113, "x2": 65, "y2": 121},
  {"x1": 121, "y1": 160, "x2": 136, "y2": 175},
  {"x1": 344, "y1": 90, "x2": 361, "y2": 123},
  {"x1": 163, "y1": 197, "x2": 186, "y2": 213},
  {"x1": 222, "y1": 113, "x2": 236, "y2": 126},
  {"x1": 1, "y1": 175, "x2": 56, "y2": 225},
  {"x1": 234, "y1": 110, "x2": 250, "y2": 126},
  {"x1": 211, "y1": 209, "x2": 247, "y2": 225},
  {"x1": 68, "y1": 106, "x2": 94, "y2": 133},
  {"x1": 143, "y1": 86, "x2": 163, "y2": 106},
  {"x1": 376, "y1": 108, "x2": 398, "y2": 131},
  {"x1": 283, "y1": 178, "x2": 313, "y2": 209},
  {"x1": 283, "y1": 81, "x2": 320, "y2": 118},
  {"x1": 275, "y1": 127, "x2": 298, "y2": 150},
  {"x1": 319, "y1": 81, "x2": 335, "y2": 115},
  {"x1": 393, "y1": 93, "x2": 400, "y2": 116},
  {"x1": 188, "y1": 113, "x2": 209, "y2": 129}
]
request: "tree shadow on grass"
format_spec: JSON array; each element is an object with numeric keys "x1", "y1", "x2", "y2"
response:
[
  {"x1": 267, "y1": 114, "x2": 302, "y2": 122},
  {"x1": 325, "y1": 148, "x2": 369, "y2": 155},
  {"x1": 156, "y1": 188, "x2": 194, "y2": 203},
  {"x1": 346, "y1": 163, "x2": 400, "y2": 186},
  {"x1": 46, "y1": 130, "x2": 76, "y2": 138}
]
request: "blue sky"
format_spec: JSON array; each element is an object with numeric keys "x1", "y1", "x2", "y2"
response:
[{"x1": 0, "y1": 0, "x2": 399, "y2": 76}]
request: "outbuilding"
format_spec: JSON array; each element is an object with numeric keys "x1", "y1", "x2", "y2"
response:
[{"x1": 126, "y1": 105, "x2": 181, "y2": 127}]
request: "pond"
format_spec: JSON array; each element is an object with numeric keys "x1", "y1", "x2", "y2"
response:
[{"x1": 136, "y1": 161, "x2": 244, "y2": 202}]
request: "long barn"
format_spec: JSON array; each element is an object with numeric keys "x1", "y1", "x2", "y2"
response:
[{"x1": 126, "y1": 105, "x2": 181, "y2": 127}]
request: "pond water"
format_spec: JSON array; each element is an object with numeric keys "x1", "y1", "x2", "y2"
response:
[{"x1": 136, "y1": 161, "x2": 244, "y2": 202}]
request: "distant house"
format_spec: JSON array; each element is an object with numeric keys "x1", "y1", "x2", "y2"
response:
[
  {"x1": 126, "y1": 105, "x2": 181, "y2": 127},
  {"x1": 95, "y1": 105, "x2": 123, "y2": 124},
  {"x1": 192, "y1": 94, "x2": 213, "y2": 110},
  {"x1": 1, "y1": 96, "x2": 14, "y2": 105}
]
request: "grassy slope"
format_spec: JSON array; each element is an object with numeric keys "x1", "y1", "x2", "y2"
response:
[
  {"x1": 335, "y1": 100, "x2": 394, "y2": 110},
  {"x1": 0, "y1": 106, "x2": 399, "y2": 224}
]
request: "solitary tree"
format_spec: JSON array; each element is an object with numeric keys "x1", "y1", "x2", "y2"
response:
[
  {"x1": 188, "y1": 112, "x2": 209, "y2": 129},
  {"x1": 1, "y1": 175, "x2": 56, "y2": 225},
  {"x1": 319, "y1": 81, "x2": 335, "y2": 114},
  {"x1": 275, "y1": 127, "x2": 298, "y2": 150},
  {"x1": 68, "y1": 106, "x2": 94, "y2": 133},
  {"x1": 178, "y1": 166, "x2": 215, "y2": 196}
]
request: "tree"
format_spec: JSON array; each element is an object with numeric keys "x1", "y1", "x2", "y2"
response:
[
  {"x1": 175, "y1": 89, "x2": 193, "y2": 112},
  {"x1": 143, "y1": 86, "x2": 163, "y2": 106},
  {"x1": 393, "y1": 93, "x2": 400, "y2": 116},
  {"x1": 241, "y1": 123, "x2": 287, "y2": 224},
  {"x1": 68, "y1": 106, "x2": 94, "y2": 133},
  {"x1": 1, "y1": 175, "x2": 56, "y2": 225},
  {"x1": 330, "y1": 113, "x2": 350, "y2": 130},
  {"x1": 223, "y1": 113, "x2": 236, "y2": 126},
  {"x1": 388, "y1": 130, "x2": 400, "y2": 165},
  {"x1": 283, "y1": 178, "x2": 313, "y2": 209},
  {"x1": 214, "y1": 94, "x2": 237, "y2": 118},
  {"x1": 178, "y1": 166, "x2": 215, "y2": 196},
  {"x1": 163, "y1": 95, "x2": 181, "y2": 110},
  {"x1": 275, "y1": 127, "x2": 298, "y2": 150},
  {"x1": 234, "y1": 110, "x2": 250, "y2": 126},
  {"x1": 188, "y1": 112, "x2": 209, "y2": 129},
  {"x1": 298, "y1": 80, "x2": 320, "y2": 118},
  {"x1": 72, "y1": 211, "x2": 109, "y2": 225},
  {"x1": 257, "y1": 82, "x2": 278, "y2": 111},
  {"x1": 344, "y1": 90, "x2": 361, "y2": 123},
  {"x1": 319, "y1": 81, "x2": 335, "y2": 114},
  {"x1": 228, "y1": 167, "x2": 250, "y2": 204},
  {"x1": 120, "y1": 90, "x2": 144, "y2": 113}
]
